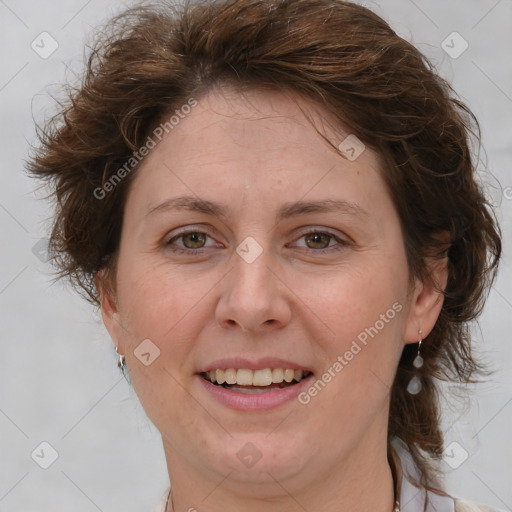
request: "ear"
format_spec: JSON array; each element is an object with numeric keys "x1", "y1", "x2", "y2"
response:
[
  {"x1": 95, "y1": 269, "x2": 125, "y2": 353},
  {"x1": 404, "y1": 250, "x2": 449, "y2": 344}
]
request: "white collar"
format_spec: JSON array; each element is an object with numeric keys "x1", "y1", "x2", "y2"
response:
[{"x1": 392, "y1": 437, "x2": 455, "y2": 512}]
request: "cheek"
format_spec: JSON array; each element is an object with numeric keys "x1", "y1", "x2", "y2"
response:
[
  {"x1": 116, "y1": 257, "x2": 208, "y2": 341},
  {"x1": 113, "y1": 259, "x2": 213, "y2": 406},
  {"x1": 300, "y1": 266, "x2": 408, "y2": 432},
  {"x1": 305, "y1": 260, "x2": 408, "y2": 351},
  {"x1": 114, "y1": 259, "x2": 208, "y2": 422},
  {"x1": 302, "y1": 252, "x2": 409, "y2": 414}
]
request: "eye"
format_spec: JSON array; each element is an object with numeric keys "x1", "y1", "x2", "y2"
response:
[
  {"x1": 291, "y1": 230, "x2": 348, "y2": 253},
  {"x1": 165, "y1": 230, "x2": 218, "y2": 253},
  {"x1": 165, "y1": 228, "x2": 349, "y2": 255}
]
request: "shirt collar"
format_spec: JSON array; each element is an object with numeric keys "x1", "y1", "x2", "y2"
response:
[{"x1": 391, "y1": 436, "x2": 455, "y2": 512}]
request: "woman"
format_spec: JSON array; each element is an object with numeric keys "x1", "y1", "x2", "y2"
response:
[{"x1": 28, "y1": 1, "x2": 503, "y2": 511}]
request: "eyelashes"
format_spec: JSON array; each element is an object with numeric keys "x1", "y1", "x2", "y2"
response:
[{"x1": 165, "y1": 229, "x2": 349, "y2": 255}]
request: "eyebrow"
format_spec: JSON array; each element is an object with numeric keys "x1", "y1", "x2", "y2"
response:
[{"x1": 146, "y1": 196, "x2": 368, "y2": 221}]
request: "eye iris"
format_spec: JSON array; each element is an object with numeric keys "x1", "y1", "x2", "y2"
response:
[
  {"x1": 306, "y1": 233, "x2": 330, "y2": 249},
  {"x1": 183, "y1": 232, "x2": 206, "y2": 249}
]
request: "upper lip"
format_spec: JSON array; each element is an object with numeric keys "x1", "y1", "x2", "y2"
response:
[{"x1": 198, "y1": 357, "x2": 313, "y2": 373}]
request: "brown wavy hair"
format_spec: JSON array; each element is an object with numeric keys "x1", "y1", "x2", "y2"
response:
[{"x1": 27, "y1": 0, "x2": 501, "y2": 497}]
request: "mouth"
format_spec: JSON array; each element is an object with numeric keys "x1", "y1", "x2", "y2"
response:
[{"x1": 200, "y1": 368, "x2": 313, "y2": 394}]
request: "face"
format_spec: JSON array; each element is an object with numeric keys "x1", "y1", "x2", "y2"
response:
[{"x1": 99, "y1": 87, "x2": 444, "y2": 496}]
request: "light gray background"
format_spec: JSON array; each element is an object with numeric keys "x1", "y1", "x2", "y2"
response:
[{"x1": 0, "y1": 0, "x2": 511, "y2": 511}]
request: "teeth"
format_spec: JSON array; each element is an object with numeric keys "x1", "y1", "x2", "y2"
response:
[
  {"x1": 272, "y1": 368, "x2": 284, "y2": 383},
  {"x1": 253, "y1": 368, "x2": 272, "y2": 386},
  {"x1": 236, "y1": 369, "x2": 253, "y2": 386},
  {"x1": 224, "y1": 368, "x2": 237, "y2": 385},
  {"x1": 204, "y1": 368, "x2": 310, "y2": 386},
  {"x1": 284, "y1": 369, "x2": 294, "y2": 383},
  {"x1": 216, "y1": 369, "x2": 226, "y2": 385}
]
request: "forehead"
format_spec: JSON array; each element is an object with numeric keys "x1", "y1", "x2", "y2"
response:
[
  {"x1": 124, "y1": 87, "x2": 392, "y2": 225},
  {"x1": 175, "y1": 86, "x2": 354, "y2": 157}
]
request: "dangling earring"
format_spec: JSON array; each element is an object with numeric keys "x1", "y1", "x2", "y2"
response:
[
  {"x1": 116, "y1": 346, "x2": 128, "y2": 380},
  {"x1": 116, "y1": 345, "x2": 131, "y2": 384},
  {"x1": 407, "y1": 330, "x2": 423, "y2": 395},
  {"x1": 115, "y1": 345, "x2": 126, "y2": 372}
]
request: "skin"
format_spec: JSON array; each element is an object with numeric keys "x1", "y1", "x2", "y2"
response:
[{"x1": 97, "y1": 87, "x2": 447, "y2": 512}]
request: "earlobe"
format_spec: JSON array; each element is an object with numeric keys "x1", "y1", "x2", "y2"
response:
[
  {"x1": 95, "y1": 269, "x2": 124, "y2": 349},
  {"x1": 404, "y1": 254, "x2": 448, "y2": 344}
]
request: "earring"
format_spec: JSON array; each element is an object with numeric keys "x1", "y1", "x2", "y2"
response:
[
  {"x1": 115, "y1": 346, "x2": 131, "y2": 385},
  {"x1": 115, "y1": 345, "x2": 126, "y2": 371},
  {"x1": 407, "y1": 330, "x2": 423, "y2": 395}
]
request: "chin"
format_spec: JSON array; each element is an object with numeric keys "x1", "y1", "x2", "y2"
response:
[{"x1": 200, "y1": 431, "x2": 314, "y2": 485}]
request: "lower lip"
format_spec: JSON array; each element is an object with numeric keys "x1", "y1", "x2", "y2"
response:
[{"x1": 196, "y1": 374, "x2": 314, "y2": 411}]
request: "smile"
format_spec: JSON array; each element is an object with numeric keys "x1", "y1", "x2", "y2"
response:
[{"x1": 197, "y1": 367, "x2": 314, "y2": 410}]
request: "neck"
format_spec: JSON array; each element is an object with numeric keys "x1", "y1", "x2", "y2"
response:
[{"x1": 163, "y1": 432, "x2": 396, "y2": 512}]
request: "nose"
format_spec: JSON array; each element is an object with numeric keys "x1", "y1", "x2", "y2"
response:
[{"x1": 215, "y1": 245, "x2": 292, "y2": 333}]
